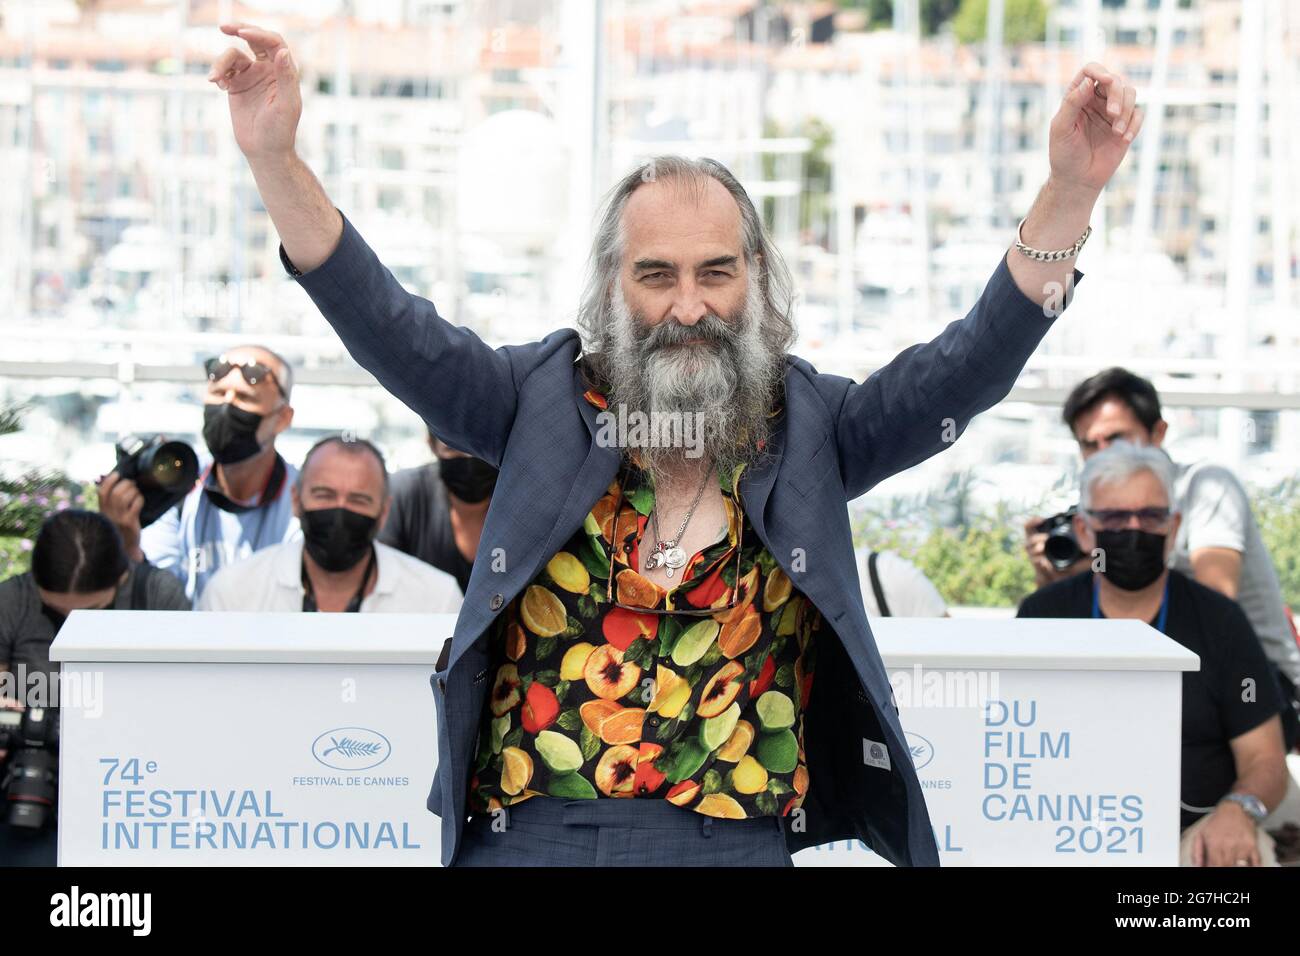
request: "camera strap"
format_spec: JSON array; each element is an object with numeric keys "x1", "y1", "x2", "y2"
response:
[
  {"x1": 129, "y1": 563, "x2": 151, "y2": 610},
  {"x1": 867, "y1": 550, "x2": 892, "y2": 618}
]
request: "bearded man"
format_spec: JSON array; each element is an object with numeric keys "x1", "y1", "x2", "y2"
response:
[{"x1": 211, "y1": 21, "x2": 1143, "y2": 867}]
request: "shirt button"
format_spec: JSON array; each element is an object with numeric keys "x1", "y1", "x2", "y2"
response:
[
  {"x1": 638, "y1": 784, "x2": 648, "y2": 794},
  {"x1": 648, "y1": 717, "x2": 660, "y2": 727},
  {"x1": 489, "y1": 594, "x2": 504, "y2": 611}
]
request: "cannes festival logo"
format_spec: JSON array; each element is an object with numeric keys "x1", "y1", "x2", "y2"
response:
[
  {"x1": 312, "y1": 727, "x2": 392, "y2": 771},
  {"x1": 905, "y1": 732, "x2": 935, "y2": 771}
]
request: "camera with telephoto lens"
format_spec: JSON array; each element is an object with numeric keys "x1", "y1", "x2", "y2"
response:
[
  {"x1": 1035, "y1": 506, "x2": 1084, "y2": 571},
  {"x1": 0, "y1": 706, "x2": 59, "y2": 831},
  {"x1": 114, "y1": 435, "x2": 199, "y2": 528}
]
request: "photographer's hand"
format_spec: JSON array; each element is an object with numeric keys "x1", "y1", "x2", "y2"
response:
[{"x1": 96, "y1": 472, "x2": 145, "y2": 563}]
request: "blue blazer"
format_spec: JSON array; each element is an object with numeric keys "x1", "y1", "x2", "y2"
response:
[{"x1": 283, "y1": 212, "x2": 1075, "y2": 866}]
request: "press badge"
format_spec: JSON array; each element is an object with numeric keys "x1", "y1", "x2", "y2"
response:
[{"x1": 863, "y1": 738, "x2": 891, "y2": 771}]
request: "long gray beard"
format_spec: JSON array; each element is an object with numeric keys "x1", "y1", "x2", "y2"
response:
[{"x1": 604, "y1": 269, "x2": 783, "y2": 490}]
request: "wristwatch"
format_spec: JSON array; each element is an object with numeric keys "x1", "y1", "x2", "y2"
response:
[{"x1": 1220, "y1": 793, "x2": 1267, "y2": 824}]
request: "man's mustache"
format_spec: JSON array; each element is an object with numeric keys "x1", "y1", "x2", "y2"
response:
[{"x1": 636, "y1": 313, "x2": 736, "y2": 353}]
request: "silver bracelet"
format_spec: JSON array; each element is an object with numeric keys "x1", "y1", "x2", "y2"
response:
[{"x1": 1014, "y1": 218, "x2": 1092, "y2": 262}]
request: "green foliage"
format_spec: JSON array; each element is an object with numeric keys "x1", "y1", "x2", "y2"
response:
[
  {"x1": 0, "y1": 402, "x2": 91, "y2": 583},
  {"x1": 852, "y1": 475, "x2": 1039, "y2": 608},
  {"x1": 1252, "y1": 477, "x2": 1300, "y2": 612},
  {"x1": 952, "y1": 0, "x2": 1048, "y2": 45}
]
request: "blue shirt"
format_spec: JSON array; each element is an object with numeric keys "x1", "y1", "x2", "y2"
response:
[{"x1": 140, "y1": 453, "x2": 300, "y2": 602}]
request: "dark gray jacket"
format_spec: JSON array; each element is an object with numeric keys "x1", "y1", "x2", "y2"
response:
[{"x1": 282, "y1": 211, "x2": 1076, "y2": 866}]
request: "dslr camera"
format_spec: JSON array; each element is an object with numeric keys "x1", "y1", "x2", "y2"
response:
[
  {"x1": 1035, "y1": 506, "x2": 1084, "y2": 571},
  {"x1": 0, "y1": 706, "x2": 58, "y2": 832},
  {"x1": 114, "y1": 435, "x2": 199, "y2": 527}
]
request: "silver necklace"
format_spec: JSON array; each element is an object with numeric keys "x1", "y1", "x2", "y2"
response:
[{"x1": 644, "y1": 468, "x2": 712, "y2": 578}]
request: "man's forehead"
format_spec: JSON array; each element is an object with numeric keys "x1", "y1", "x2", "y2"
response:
[
  {"x1": 621, "y1": 177, "x2": 742, "y2": 261},
  {"x1": 1091, "y1": 473, "x2": 1168, "y2": 506},
  {"x1": 304, "y1": 444, "x2": 384, "y2": 492}
]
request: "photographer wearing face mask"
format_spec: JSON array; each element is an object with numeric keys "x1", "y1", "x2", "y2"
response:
[
  {"x1": 1023, "y1": 369, "x2": 1300, "y2": 723},
  {"x1": 1018, "y1": 441, "x2": 1288, "y2": 867},
  {"x1": 377, "y1": 424, "x2": 498, "y2": 593},
  {"x1": 196, "y1": 435, "x2": 462, "y2": 613},
  {"x1": 97, "y1": 344, "x2": 301, "y2": 604},
  {"x1": 0, "y1": 510, "x2": 189, "y2": 865}
]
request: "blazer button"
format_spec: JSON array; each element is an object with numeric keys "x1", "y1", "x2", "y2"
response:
[{"x1": 490, "y1": 593, "x2": 504, "y2": 611}]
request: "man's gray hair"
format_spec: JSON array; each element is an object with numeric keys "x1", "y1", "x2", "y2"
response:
[
  {"x1": 1079, "y1": 439, "x2": 1178, "y2": 512},
  {"x1": 575, "y1": 155, "x2": 797, "y2": 385}
]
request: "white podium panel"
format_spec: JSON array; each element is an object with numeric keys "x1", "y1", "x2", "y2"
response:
[
  {"x1": 52, "y1": 612, "x2": 453, "y2": 866},
  {"x1": 52, "y1": 613, "x2": 1197, "y2": 866},
  {"x1": 794, "y1": 618, "x2": 1198, "y2": 867}
]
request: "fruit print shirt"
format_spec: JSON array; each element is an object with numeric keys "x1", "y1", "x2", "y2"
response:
[{"x1": 467, "y1": 387, "x2": 821, "y2": 819}]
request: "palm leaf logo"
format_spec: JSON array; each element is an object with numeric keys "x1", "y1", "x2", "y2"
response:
[{"x1": 321, "y1": 736, "x2": 383, "y2": 759}]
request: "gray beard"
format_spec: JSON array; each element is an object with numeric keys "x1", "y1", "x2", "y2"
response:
[{"x1": 603, "y1": 269, "x2": 783, "y2": 490}]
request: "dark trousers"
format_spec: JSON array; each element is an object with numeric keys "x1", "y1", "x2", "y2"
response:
[{"x1": 452, "y1": 796, "x2": 794, "y2": 867}]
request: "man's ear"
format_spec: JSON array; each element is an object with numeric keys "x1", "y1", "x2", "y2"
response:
[
  {"x1": 275, "y1": 403, "x2": 295, "y2": 435},
  {"x1": 290, "y1": 484, "x2": 302, "y2": 519},
  {"x1": 1150, "y1": 419, "x2": 1168, "y2": 446}
]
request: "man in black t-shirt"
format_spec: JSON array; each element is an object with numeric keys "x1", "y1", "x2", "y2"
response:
[
  {"x1": 1017, "y1": 441, "x2": 1287, "y2": 866},
  {"x1": 378, "y1": 426, "x2": 498, "y2": 593}
]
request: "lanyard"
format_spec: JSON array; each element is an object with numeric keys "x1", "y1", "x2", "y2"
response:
[
  {"x1": 192, "y1": 455, "x2": 285, "y2": 590},
  {"x1": 1092, "y1": 575, "x2": 1169, "y2": 634},
  {"x1": 301, "y1": 547, "x2": 377, "y2": 613}
]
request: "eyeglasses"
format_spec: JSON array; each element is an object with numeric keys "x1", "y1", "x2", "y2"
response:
[
  {"x1": 603, "y1": 466, "x2": 744, "y2": 617},
  {"x1": 1084, "y1": 507, "x2": 1173, "y2": 532},
  {"x1": 205, "y1": 356, "x2": 287, "y2": 399}
]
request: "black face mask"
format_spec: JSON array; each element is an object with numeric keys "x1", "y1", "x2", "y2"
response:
[
  {"x1": 438, "y1": 456, "x2": 498, "y2": 504},
  {"x1": 301, "y1": 507, "x2": 378, "y2": 573},
  {"x1": 1095, "y1": 529, "x2": 1169, "y2": 591},
  {"x1": 203, "y1": 403, "x2": 266, "y2": 465}
]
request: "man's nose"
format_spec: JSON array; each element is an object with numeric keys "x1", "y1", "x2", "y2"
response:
[{"x1": 669, "y1": 281, "x2": 708, "y2": 326}]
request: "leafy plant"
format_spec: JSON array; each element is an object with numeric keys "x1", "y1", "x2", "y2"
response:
[{"x1": 0, "y1": 403, "x2": 90, "y2": 582}]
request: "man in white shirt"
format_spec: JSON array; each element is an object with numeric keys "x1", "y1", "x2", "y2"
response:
[{"x1": 198, "y1": 434, "x2": 462, "y2": 613}]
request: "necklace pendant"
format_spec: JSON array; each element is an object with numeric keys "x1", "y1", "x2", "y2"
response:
[
  {"x1": 644, "y1": 549, "x2": 663, "y2": 571},
  {"x1": 663, "y1": 546, "x2": 687, "y2": 569},
  {"x1": 665, "y1": 566, "x2": 674, "y2": 578}
]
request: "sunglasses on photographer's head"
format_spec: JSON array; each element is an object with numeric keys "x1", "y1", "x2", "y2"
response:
[{"x1": 205, "y1": 355, "x2": 287, "y2": 400}]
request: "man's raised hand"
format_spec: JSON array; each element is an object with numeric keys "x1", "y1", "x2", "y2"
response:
[
  {"x1": 209, "y1": 23, "x2": 302, "y2": 163},
  {"x1": 1049, "y1": 63, "x2": 1144, "y2": 196}
]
